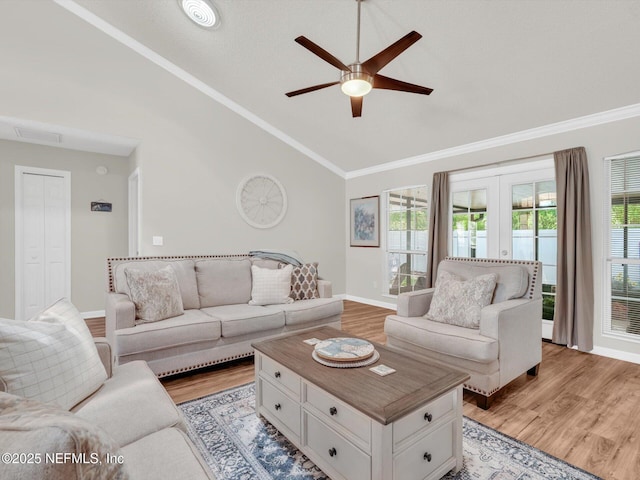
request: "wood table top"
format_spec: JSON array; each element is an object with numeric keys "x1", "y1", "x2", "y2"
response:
[{"x1": 252, "y1": 326, "x2": 469, "y2": 425}]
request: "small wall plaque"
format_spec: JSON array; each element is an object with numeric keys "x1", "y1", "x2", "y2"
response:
[{"x1": 91, "y1": 201, "x2": 112, "y2": 212}]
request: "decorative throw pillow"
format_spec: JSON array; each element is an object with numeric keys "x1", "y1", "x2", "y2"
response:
[
  {"x1": 249, "y1": 264, "x2": 294, "y2": 306},
  {"x1": 0, "y1": 392, "x2": 129, "y2": 480},
  {"x1": 289, "y1": 262, "x2": 319, "y2": 300},
  {"x1": 0, "y1": 298, "x2": 108, "y2": 410},
  {"x1": 426, "y1": 271, "x2": 497, "y2": 329},
  {"x1": 124, "y1": 265, "x2": 184, "y2": 323}
]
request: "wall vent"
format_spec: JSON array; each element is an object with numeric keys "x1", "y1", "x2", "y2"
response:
[{"x1": 14, "y1": 127, "x2": 62, "y2": 143}]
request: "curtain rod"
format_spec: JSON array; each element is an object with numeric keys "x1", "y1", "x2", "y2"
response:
[{"x1": 444, "y1": 151, "x2": 556, "y2": 175}]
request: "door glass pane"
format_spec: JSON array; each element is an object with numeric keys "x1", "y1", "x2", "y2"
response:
[
  {"x1": 452, "y1": 189, "x2": 487, "y2": 258},
  {"x1": 511, "y1": 180, "x2": 557, "y2": 320}
]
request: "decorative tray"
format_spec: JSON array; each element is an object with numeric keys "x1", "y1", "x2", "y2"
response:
[{"x1": 314, "y1": 337, "x2": 375, "y2": 362}]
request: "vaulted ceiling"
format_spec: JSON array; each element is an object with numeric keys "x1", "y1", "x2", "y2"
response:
[{"x1": 4, "y1": 0, "x2": 640, "y2": 176}]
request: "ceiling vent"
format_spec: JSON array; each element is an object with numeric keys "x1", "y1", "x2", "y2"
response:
[{"x1": 14, "y1": 126, "x2": 62, "y2": 143}]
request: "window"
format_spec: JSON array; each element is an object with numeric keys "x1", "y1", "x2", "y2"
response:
[
  {"x1": 605, "y1": 153, "x2": 640, "y2": 341},
  {"x1": 385, "y1": 186, "x2": 428, "y2": 296}
]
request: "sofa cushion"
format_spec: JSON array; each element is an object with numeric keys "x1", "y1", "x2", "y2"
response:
[
  {"x1": 438, "y1": 260, "x2": 528, "y2": 303},
  {"x1": 196, "y1": 259, "x2": 252, "y2": 307},
  {"x1": 427, "y1": 271, "x2": 497, "y2": 328},
  {"x1": 385, "y1": 314, "x2": 499, "y2": 363},
  {"x1": 201, "y1": 305, "x2": 285, "y2": 337},
  {"x1": 114, "y1": 259, "x2": 200, "y2": 310},
  {"x1": 121, "y1": 427, "x2": 214, "y2": 480},
  {"x1": 0, "y1": 391, "x2": 128, "y2": 480},
  {"x1": 72, "y1": 361, "x2": 186, "y2": 447},
  {"x1": 289, "y1": 263, "x2": 320, "y2": 300},
  {"x1": 125, "y1": 265, "x2": 185, "y2": 323},
  {"x1": 115, "y1": 309, "x2": 221, "y2": 357},
  {"x1": 270, "y1": 298, "x2": 343, "y2": 327},
  {"x1": 0, "y1": 298, "x2": 107, "y2": 410},
  {"x1": 249, "y1": 264, "x2": 294, "y2": 306}
]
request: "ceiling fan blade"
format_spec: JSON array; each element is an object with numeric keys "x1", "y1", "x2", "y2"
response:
[
  {"x1": 373, "y1": 74, "x2": 433, "y2": 95},
  {"x1": 351, "y1": 96, "x2": 363, "y2": 117},
  {"x1": 285, "y1": 81, "x2": 340, "y2": 97},
  {"x1": 362, "y1": 31, "x2": 422, "y2": 75},
  {"x1": 295, "y1": 36, "x2": 351, "y2": 72}
]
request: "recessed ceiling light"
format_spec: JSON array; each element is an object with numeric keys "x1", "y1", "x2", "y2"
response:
[{"x1": 180, "y1": 0, "x2": 220, "y2": 29}]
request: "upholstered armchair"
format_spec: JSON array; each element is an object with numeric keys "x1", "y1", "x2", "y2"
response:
[{"x1": 385, "y1": 257, "x2": 542, "y2": 409}]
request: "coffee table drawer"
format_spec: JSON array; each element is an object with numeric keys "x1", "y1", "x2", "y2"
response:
[
  {"x1": 393, "y1": 420, "x2": 454, "y2": 480},
  {"x1": 304, "y1": 382, "x2": 371, "y2": 448},
  {"x1": 259, "y1": 354, "x2": 301, "y2": 400},
  {"x1": 393, "y1": 390, "x2": 454, "y2": 448},
  {"x1": 260, "y1": 378, "x2": 301, "y2": 438},
  {"x1": 304, "y1": 411, "x2": 371, "y2": 480}
]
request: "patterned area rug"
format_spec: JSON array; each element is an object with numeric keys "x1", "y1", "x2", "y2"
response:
[{"x1": 178, "y1": 383, "x2": 601, "y2": 480}]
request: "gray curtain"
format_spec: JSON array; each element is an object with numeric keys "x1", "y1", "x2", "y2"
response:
[
  {"x1": 553, "y1": 147, "x2": 594, "y2": 351},
  {"x1": 426, "y1": 172, "x2": 449, "y2": 288}
]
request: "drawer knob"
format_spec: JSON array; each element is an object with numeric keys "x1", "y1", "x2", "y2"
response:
[
  {"x1": 275, "y1": 403, "x2": 281, "y2": 411},
  {"x1": 328, "y1": 447, "x2": 337, "y2": 457},
  {"x1": 329, "y1": 406, "x2": 337, "y2": 416},
  {"x1": 423, "y1": 452, "x2": 432, "y2": 462},
  {"x1": 424, "y1": 412, "x2": 433, "y2": 422},
  {"x1": 274, "y1": 371, "x2": 281, "y2": 378}
]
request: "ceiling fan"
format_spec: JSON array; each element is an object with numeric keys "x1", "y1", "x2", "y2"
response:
[{"x1": 285, "y1": 0, "x2": 433, "y2": 118}]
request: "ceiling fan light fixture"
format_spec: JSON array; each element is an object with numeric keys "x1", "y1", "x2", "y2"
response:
[
  {"x1": 180, "y1": 0, "x2": 220, "y2": 29},
  {"x1": 340, "y1": 66, "x2": 373, "y2": 97}
]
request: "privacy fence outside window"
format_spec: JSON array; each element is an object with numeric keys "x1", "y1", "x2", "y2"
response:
[
  {"x1": 605, "y1": 153, "x2": 640, "y2": 341},
  {"x1": 386, "y1": 186, "x2": 428, "y2": 296}
]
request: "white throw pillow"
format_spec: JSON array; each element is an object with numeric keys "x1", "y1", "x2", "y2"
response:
[
  {"x1": 426, "y1": 271, "x2": 497, "y2": 329},
  {"x1": 124, "y1": 265, "x2": 184, "y2": 323},
  {"x1": 0, "y1": 298, "x2": 108, "y2": 410},
  {"x1": 249, "y1": 264, "x2": 294, "y2": 306}
]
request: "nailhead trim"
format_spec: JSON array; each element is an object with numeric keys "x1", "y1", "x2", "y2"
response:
[{"x1": 155, "y1": 351, "x2": 254, "y2": 378}]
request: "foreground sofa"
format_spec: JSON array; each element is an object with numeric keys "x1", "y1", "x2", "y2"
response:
[
  {"x1": 385, "y1": 257, "x2": 542, "y2": 409},
  {"x1": 0, "y1": 298, "x2": 214, "y2": 480},
  {"x1": 106, "y1": 254, "x2": 343, "y2": 377}
]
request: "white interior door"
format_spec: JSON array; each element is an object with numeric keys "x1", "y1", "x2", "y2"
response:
[{"x1": 15, "y1": 167, "x2": 71, "y2": 320}]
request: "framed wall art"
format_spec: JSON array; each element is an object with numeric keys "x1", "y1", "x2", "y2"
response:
[{"x1": 350, "y1": 196, "x2": 379, "y2": 247}]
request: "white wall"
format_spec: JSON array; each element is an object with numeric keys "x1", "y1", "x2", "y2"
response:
[
  {"x1": 0, "y1": 1, "x2": 346, "y2": 317},
  {"x1": 346, "y1": 115, "x2": 640, "y2": 358},
  {"x1": 0, "y1": 140, "x2": 129, "y2": 317}
]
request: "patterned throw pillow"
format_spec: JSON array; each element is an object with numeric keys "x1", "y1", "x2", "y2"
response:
[
  {"x1": 124, "y1": 265, "x2": 184, "y2": 323},
  {"x1": 249, "y1": 264, "x2": 294, "y2": 306},
  {"x1": 0, "y1": 298, "x2": 108, "y2": 410},
  {"x1": 290, "y1": 263, "x2": 319, "y2": 300},
  {"x1": 426, "y1": 271, "x2": 497, "y2": 329},
  {"x1": 0, "y1": 392, "x2": 129, "y2": 480}
]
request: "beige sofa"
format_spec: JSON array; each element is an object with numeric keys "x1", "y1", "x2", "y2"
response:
[
  {"x1": 106, "y1": 254, "x2": 343, "y2": 377},
  {"x1": 0, "y1": 336, "x2": 214, "y2": 480},
  {"x1": 385, "y1": 257, "x2": 542, "y2": 409}
]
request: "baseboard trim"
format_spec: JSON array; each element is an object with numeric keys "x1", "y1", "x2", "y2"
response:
[
  {"x1": 590, "y1": 346, "x2": 640, "y2": 365},
  {"x1": 82, "y1": 310, "x2": 105, "y2": 319},
  {"x1": 344, "y1": 295, "x2": 396, "y2": 311}
]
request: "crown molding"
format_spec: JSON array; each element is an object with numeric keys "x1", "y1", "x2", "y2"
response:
[
  {"x1": 346, "y1": 102, "x2": 640, "y2": 179},
  {"x1": 53, "y1": 0, "x2": 346, "y2": 179}
]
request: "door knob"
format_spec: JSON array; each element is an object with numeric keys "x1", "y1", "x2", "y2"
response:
[{"x1": 501, "y1": 250, "x2": 508, "y2": 256}]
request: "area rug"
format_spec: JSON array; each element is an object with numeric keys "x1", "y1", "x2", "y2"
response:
[{"x1": 178, "y1": 383, "x2": 601, "y2": 480}]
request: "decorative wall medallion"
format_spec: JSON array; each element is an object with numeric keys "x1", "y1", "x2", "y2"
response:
[{"x1": 236, "y1": 174, "x2": 287, "y2": 229}]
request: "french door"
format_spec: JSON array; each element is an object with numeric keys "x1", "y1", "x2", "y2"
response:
[{"x1": 449, "y1": 160, "x2": 556, "y2": 338}]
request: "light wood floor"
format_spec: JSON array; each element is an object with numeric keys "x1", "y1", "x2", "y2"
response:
[{"x1": 89, "y1": 301, "x2": 640, "y2": 479}]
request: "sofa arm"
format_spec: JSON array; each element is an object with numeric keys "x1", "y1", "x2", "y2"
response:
[
  {"x1": 397, "y1": 289, "x2": 434, "y2": 317},
  {"x1": 317, "y1": 279, "x2": 332, "y2": 298},
  {"x1": 480, "y1": 298, "x2": 543, "y2": 386},
  {"x1": 93, "y1": 337, "x2": 113, "y2": 378},
  {"x1": 105, "y1": 292, "x2": 135, "y2": 341}
]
